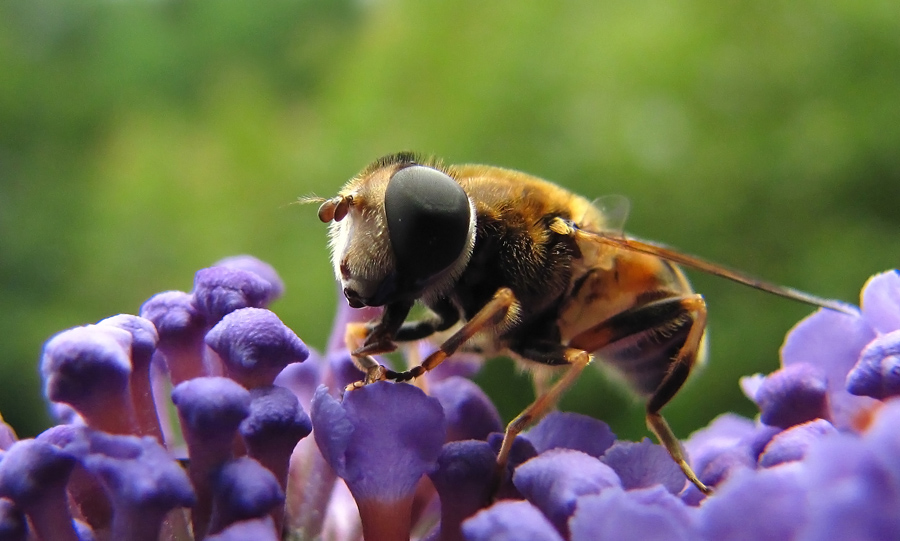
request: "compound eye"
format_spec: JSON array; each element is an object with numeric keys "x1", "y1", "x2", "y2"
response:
[{"x1": 384, "y1": 165, "x2": 471, "y2": 288}]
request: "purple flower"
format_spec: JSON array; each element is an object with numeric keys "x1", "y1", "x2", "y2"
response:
[
  {"x1": 846, "y1": 330, "x2": 900, "y2": 399},
  {"x1": 523, "y1": 411, "x2": 616, "y2": 459},
  {"x1": 41, "y1": 325, "x2": 139, "y2": 435},
  {"x1": 0, "y1": 497, "x2": 27, "y2": 541},
  {"x1": 861, "y1": 397, "x2": 900, "y2": 483},
  {"x1": 36, "y1": 425, "x2": 113, "y2": 532},
  {"x1": 512, "y1": 449, "x2": 621, "y2": 537},
  {"x1": 757, "y1": 418, "x2": 837, "y2": 467},
  {"x1": 697, "y1": 466, "x2": 807, "y2": 540},
  {"x1": 429, "y1": 376, "x2": 502, "y2": 443},
  {"x1": 74, "y1": 430, "x2": 195, "y2": 541},
  {"x1": 97, "y1": 314, "x2": 163, "y2": 441},
  {"x1": 206, "y1": 457, "x2": 284, "y2": 536},
  {"x1": 427, "y1": 440, "x2": 497, "y2": 541},
  {"x1": 172, "y1": 376, "x2": 251, "y2": 538},
  {"x1": 744, "y1": 362, "x2": 831, "y2": 429},
  {"x1": 213, "y1": 255, "x2": 286, "y2": 302},
  {"x1": 311, "y1": 381, "x2": 445, "y2": 541},
  {"x1": 204, "y1": 517, "x2": 280, "y2": 541},
  {"x1": 462, "y1": 500, "x2": 564, "y2": 541},
  {"x1": 780, "y1": 270, "x2": 900, "y2": 430},
  {"x1": 240, "y1": 385, "x2": 312, "y2": 489},
  {"x1": 860, "y1": 270, "x2": 900, "y2": 333},
  {"x1": 140, "y1": 290, "x2": 210, "y2": 384},
  {"x1": 799, "y1": 425, "x2": 900, "y2": 540},
  {"x1": 569, "y1": 486, "x2": 696, "y2": 541},
  {"x1": 240, "y1": 385, "x2": 312, "y2": 533},
  {"x1": 192, "y1": 266, "x2": 279, "y2": 324},
  {"x1": 0, "y1": 439, "x2": 80, "y2": 541},
  {"x1": 7, "y1": 256, "x2": 900, "y2": 540},
  {"x1": 600, "y1": 438, "x2": 686, "y2": 494},
  {"x1": 205, "y1": 307, "x2": 309, "y2": 389}
]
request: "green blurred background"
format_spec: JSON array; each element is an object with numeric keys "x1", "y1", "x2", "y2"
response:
[{"x1": 2, "y1": 0, "x2": 898, "y2": 440}]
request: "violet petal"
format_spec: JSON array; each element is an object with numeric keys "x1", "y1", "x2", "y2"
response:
[
  {"x1": 204, "y1": 516, "x2": 279, "y2": 541},
  {"x1": 310, "y1": 382, "x2": 445, "y2": 503},
  {"x1": 172, "y1": 377, "x2": 251, "y2": 442},
  {"x1": 600, "y1": 438, "x2": 686, "y2": 494},
  {"x1": 311, "y1": 382, "x2": 444, "y2": 541},
  {"x1": 427, "y1": 440, "x2": 497, "y2": 541},
  {"x1": 860, "y1": 270, "x2": 900, "y2": 334},
  {"x1": 41, "y1": 325, "x2": 137, "y2": 435},
  {"x1": 214, "y1": 255, "x2": 286, "y2": 302},
  {"x1": 570, "y1": 485, "x2": 696, "y2": 541},
  {"x1": 753, "y1": 363, "x2": 830, "y2": 429},
  {"x1": 36, "y1": 425, "x2": 112, "y2": 532},
  {"x1": 430, "y1": 376, "x2": 502, "y2": 442},
  {"x1": 0, "y1": 498, "x2": 27, "y2": 541},
  {"x1": 681, "y1": 446, "x2": 756, "y2": 506},
  {"x1": 846, "y1": 330, "x2": 900, "y2": 399},
  {"x1": 98, "y1": 314, "x2": 163, "y2": 440},
  {"x1": 140, "y1": 291, "x2": 206, "y2": 343},
  {"x1": 680, "y1": 414, "x2": 760, "y2": 504},
  {"x1": 96, "y1": 314, "x2": 158, "y2": 365},
  {"x1": 240, "y1": 385, "x2": 312, "y2": 491},
  {"x1": 207, "y1": 457, "x2": 285, "y2": 535},
  {"x1": 171, "y1": 377, "x2": 251, "y2": 538},
  {"x1": 461, "y1": 500, "x2": 564, "y2": 541},
  {"x1": 697, "y1": 466, "x2": 806, "y2": 541},
  {"x1": 140, "y1": 291, "x2": 209, "y2": 384},
  {"x1": 512, "y1": 448, "x2": 621, "y2": 537},
  {"x1": 80, "y1": 433, "x2": 195, "y2": 541},
  {"x1": 0, "y1": 439, "x2": 79, "y2": 541},
  {"x1": 524, "y1": 411, "x2": 616, "y2": 459},
  {"x1": 758, "y1": 418, "x2": 837, "y2": 467},
  {"x1": 780, "y1": 307, "x2": 877, "y2": 429},
  {"x1": 205, "y1": 307, "x2": 309, "y2": 389},
  {"x1": 800, "y1": 432, "x2": 900, "y2": 539},
  {"x1": 862, "y1": 398, "x2": 900, "y2": 484},
  {"x1": 192, "y1": 267, "x2": 277, "y2": 324}
]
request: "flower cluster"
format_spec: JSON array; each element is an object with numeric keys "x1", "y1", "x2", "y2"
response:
[{"x1": 0, "y1": 257, "x2": 898, "y2": 541}]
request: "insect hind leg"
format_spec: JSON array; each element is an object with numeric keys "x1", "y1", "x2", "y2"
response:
[
  {"x1": 569, "y1": 293, "x2": 711, "y2": 495},
  {"x1": 644, "y1": 294, "x2": 710, "y2": 494}
]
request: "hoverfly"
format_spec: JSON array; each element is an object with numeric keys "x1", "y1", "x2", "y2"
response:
[{"x1": 313, "y1": 152, "x2": 852, "y2": 494}]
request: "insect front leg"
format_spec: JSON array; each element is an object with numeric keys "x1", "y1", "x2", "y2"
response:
[
  {"x1": 353, "y1": 300, "x2": 414, "y2": 356},
  {"x1": 569, "y1": 293, "x2": 711, "y2": 495},
  {"x1": 344, "y1": 300, "x2": 413, "y2": 389},
  {"x1": 384, "y1": 287, "x2": 517, "y2": 383},
  {"x1": 344, "y1": 288, "x2": 515, "y2": 391}
]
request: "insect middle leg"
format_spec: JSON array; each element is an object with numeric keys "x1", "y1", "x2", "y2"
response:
[
  {"x1": 494, "y1": 344, "x2": 592, "y2": 474},
  {"x1": 569, "y1": 293, "x2": 711, "y2": 494}
]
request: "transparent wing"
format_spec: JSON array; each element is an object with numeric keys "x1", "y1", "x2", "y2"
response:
[
  {"x1": 591, "y1": 194, "x2": 630, "y2": 236},
  {"x1": 553, "y1": 218, "x2": 857, "y2": 314},
  {"x1": 567, "y1": 195, "x2": 631, "y2": 272}
]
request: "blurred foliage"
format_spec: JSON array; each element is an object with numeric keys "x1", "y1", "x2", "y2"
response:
[{"x1": 1, "y1": 0, "x2": 898, "y2": 440}]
